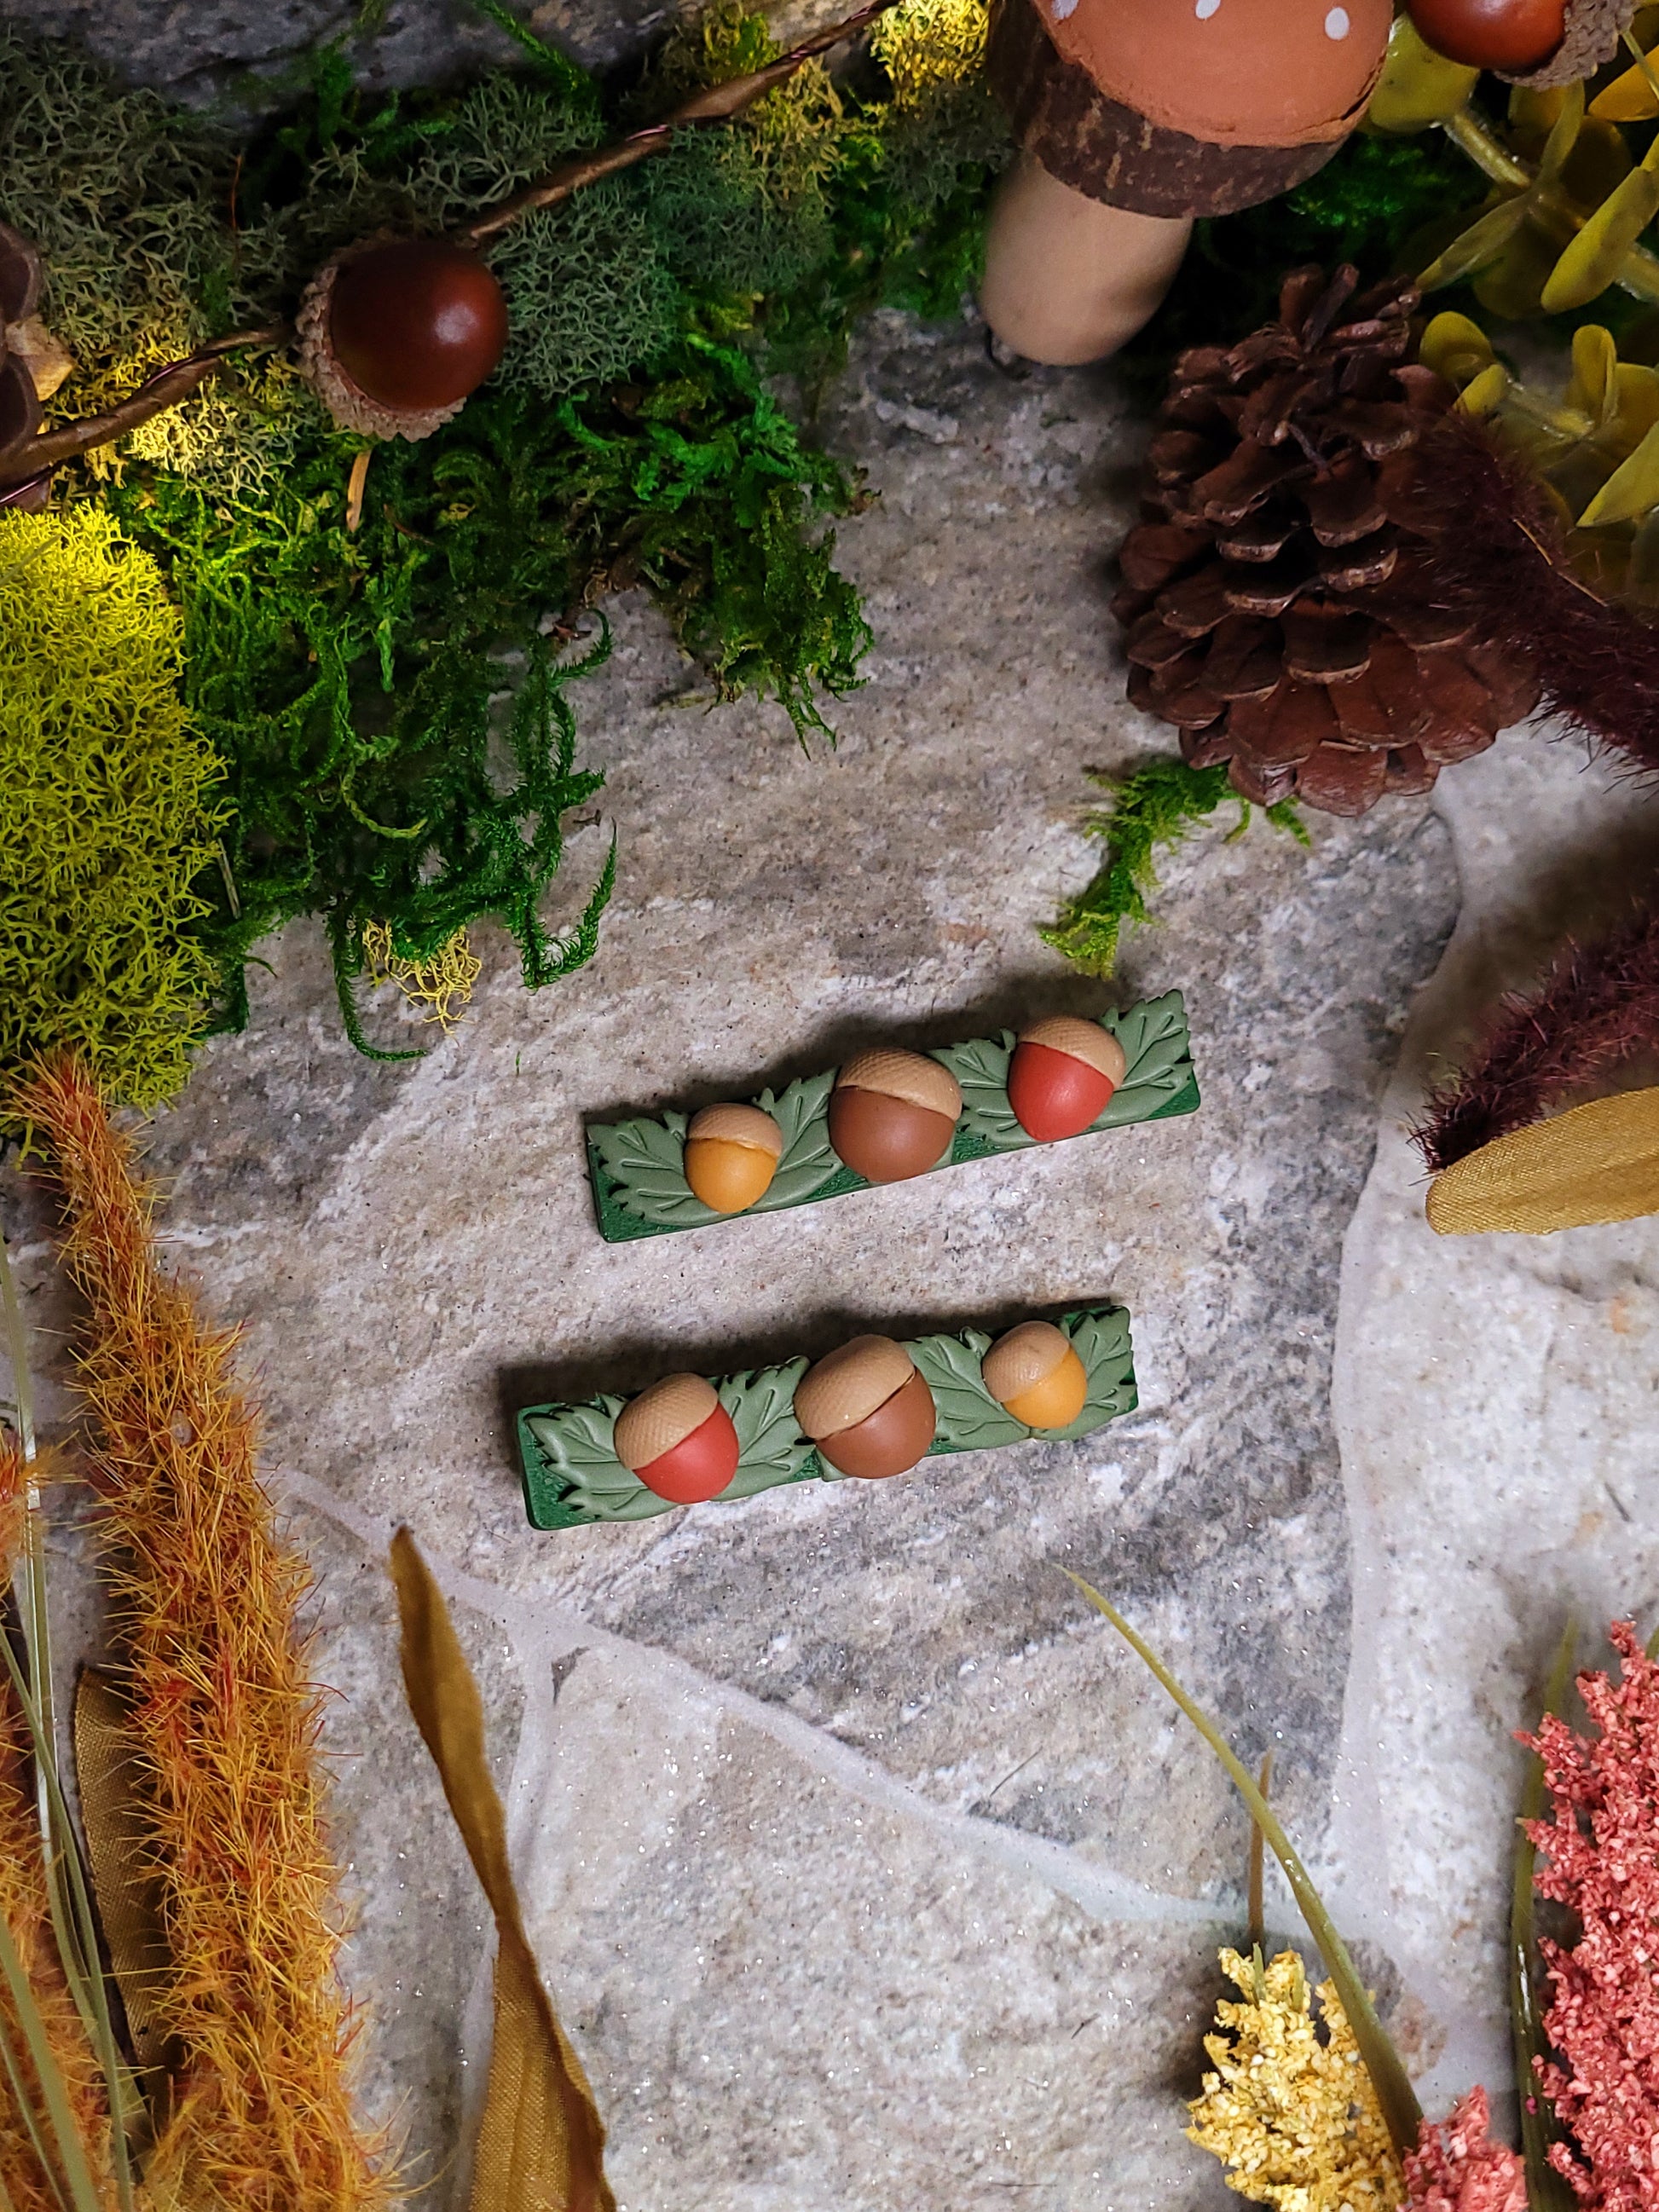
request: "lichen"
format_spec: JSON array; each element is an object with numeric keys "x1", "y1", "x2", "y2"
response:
[{"x1": 0, "y1": 509, "x2": 223, "y2": 1114}]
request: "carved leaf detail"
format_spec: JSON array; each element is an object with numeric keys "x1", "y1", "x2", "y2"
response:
[
  {"x1": 905, "y1": 1328, "x2": 1029, "y2": 1450},
  {"x1": 716, "y1": 1359, "x2": 817, "y2": 1498},
  {"x1": 743, "y1": 1071, "x2": 839, "y2": 1212},
  {"x1": 589, "y1": 1109, "x2": 715, "y2": 1229},
  {"x1": 1097, "y1": 991, "x2": 1194, "y2": 1127},
  {"x1": 523, "y1": 1399, "x2": 673, "y2": 1523}
]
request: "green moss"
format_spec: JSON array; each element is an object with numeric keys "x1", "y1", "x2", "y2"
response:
[
  {"x1": 0, "y1": 511, "x2": 224, "y2": 1112},
  {"x1": 1042, "y1": 760, "x2": 1308, "y2": 977},
  {"x1": 3, "y1": 3, "x2": 1006, "y2": 1050}
]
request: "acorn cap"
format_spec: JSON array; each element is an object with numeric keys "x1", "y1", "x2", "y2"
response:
[
  {"x1": 835, "y1": 1049, "x2": 962, "y2": 1123},
  {"x1": 981, "y1": 1321, "x2": 1074, "y2": 1406},
  {"x1": 1018, "y1": 1018, "x2": 1128, "y2": 1084},
  {"x1": 1500, "y1": 0, "x2": 1633, "y2": 85},
  {"x1": 686, "y1": 1102, "x2": 784, "y2": 1158},
  {"x1": 795, "y1": 1336, "x2": 916, "y2": 1441},
  {"x1": 613, "y1": 1373, "x2": 721, "y2": 1473},
  {"x1": 296, "y1": 245, "x2": 467, "y2": 444}
]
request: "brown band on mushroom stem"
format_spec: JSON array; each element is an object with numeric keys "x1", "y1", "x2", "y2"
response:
[
  {"x1": 986, "y1": 0, "x2": 1349, "y2": 218},
  {"x1": 0, "y1": 325, "x2": 287, "y2": 486},
  {"x1": 460, "y1": 0, "x2": 899, "y2": 243}
]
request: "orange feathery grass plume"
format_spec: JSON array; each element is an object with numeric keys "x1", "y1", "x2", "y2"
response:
[
  {"x1": 14, "y1": 1058, "x2": 390, "y2": 2212},
  {"x1": 0, "y1": 1433, "x2": 120, "y2": 2212}
]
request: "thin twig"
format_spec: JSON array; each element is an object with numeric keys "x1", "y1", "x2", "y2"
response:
[
  {"x1": 1247, "y1": 1751, "x2": 1272, "y2": 1955},
  {"x1": 460, "y1": 0, "x2": 897, "y2": 242}
]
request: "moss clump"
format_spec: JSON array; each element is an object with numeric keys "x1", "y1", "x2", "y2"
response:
[
  {"x1": 3, "y1": 3, "x2": 1006, "y2": 1052},
  {"x1": 0, "y1": 510, "x2": 224, "y2": 1112}
]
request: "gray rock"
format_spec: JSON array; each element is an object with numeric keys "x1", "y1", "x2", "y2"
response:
[
  {"x1": 0, "y1": 0, "x2": 851, "y2": 107},
  {"x1": 0, "y1": 308, "x2": 1465, "y2": 2205}
]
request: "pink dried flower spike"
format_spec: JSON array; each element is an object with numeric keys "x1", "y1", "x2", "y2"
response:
[
  {"x1": 1522, "y1": 1621, "x2": 1659, "y2": 2211},
  {"x1": 1403, "y1": 2089, "x2": 1526, "y2": 2212}
]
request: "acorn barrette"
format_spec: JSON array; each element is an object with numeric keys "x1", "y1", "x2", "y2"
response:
[
  {"x1": 585, "y1": 992, "x2": 1198, "y2": 1243},
  {"x1": 517, "y1": 1306, "x2": 1136, "y2": 1528}
]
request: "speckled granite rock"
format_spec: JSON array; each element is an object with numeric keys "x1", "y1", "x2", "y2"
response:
[
  {"x1": 0, "y1": 306, "x2": 1474, "y2": 2207},
  {"x1": 0, "y1": 0, "x2": 849, "y2": 106}
]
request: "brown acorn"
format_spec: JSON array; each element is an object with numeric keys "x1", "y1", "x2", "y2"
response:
[
  {"x1": 795, "y1": 1337, "x2": 938, "y2": 1480},
  {"x1": 828, "y1": 1050, "x2": 962, "y2": 1184},
  {"x1": 297, "y1": 238, "x2": 509, "y2": 442}
]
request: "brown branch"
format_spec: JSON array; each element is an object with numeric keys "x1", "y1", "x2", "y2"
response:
[
  {"x1": 0, "y1": 324, "x2": 287, "y2": 486},
  {"x1": 460, "y1": 0, "x2": 898, "y2": 244}
]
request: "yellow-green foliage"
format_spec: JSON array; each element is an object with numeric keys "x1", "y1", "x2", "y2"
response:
[
  {"x1": 872, "y1": 0, "x2": 990, "y2": 108},
  {"x1": 0, "y1": 509, "x2": 224, "y2": 1115}
]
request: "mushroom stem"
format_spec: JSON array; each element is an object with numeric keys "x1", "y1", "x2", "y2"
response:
[
  {"x1": 980, "y1": 153, "x2": 1191, "y2": 365},
  {"x1": 460, "y1": 0, "x2": 899, "y2": 244},
  {"x1": 0, "y1": 323, "x2": 288, "y2": 485}
]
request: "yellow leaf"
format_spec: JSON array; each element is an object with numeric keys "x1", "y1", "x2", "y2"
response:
[
  {"x1": 1417, "y1": 191, "x2": 1535, "y2": 292},
  {"x1": 1367, "y1": 14, "x2": 1478, "y2": 131},
  {"x1": 1577, "y1": 416, "x2": 1659, "y2": 523},
  {"x1": 1454, "y1": 361, "x2": 1511, "y2": 416},
  {"x1": 1536, "y1": 78, "x2": 1586, "y2": 184},
  {"x1": 1473, "y1": 219, "x2": 1557, "y2": 320},
  {"x1": 1427, "y1": 1089, "x2": 1659, "y2": 1235},
  {"x1": 1564, "y1": 323, "x2": 1619, "y2": 424},
  {"x1": 1591, "y1": 44, "x2": 1659, "y2": 119},
  {"x1": 1419, "y1": 310, "x2": 1493, "y2": 385},
  {"x1": 1541, "y1": 165, "x2": 1659, "y2": 312},
  {"x1": 390, "y1": 1528, "x2": 617, "y2": 2212}
]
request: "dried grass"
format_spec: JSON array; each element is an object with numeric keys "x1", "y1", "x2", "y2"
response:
[
  {"x1": 0, "y1": 1436, "x2": 119, "y2": 2212},
  {"x1": 14, "y1": 1059, "x2": 390, "y2": 2212}
]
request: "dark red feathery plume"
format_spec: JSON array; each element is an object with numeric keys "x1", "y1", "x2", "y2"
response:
[
  {"x1": 1415, "y1": 902, "x2": 1659, "y2": 1171},
  {"x1": 1396, "y1": 413, "x2": 1659, "y2": 778}
]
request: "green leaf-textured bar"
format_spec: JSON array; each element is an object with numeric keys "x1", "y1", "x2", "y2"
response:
[
  {"x1": 586, "y1": 991, "x2": 1198, "y2": 1243},
  {"x1": 518, "y1": 1305, "x2": 1136, "y2": 1530}
]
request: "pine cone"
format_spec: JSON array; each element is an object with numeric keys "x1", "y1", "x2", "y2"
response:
[{"x1": 1114, "y1": 265, "x2": 1541, "y2": 817}]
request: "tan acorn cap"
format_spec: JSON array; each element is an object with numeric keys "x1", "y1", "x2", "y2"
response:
[
  {"x1": 686, "y1": 1102, "x2": 784, "y2": 1158},
  {"x1": 613, "y1": 1372, "x2": 720, "y2": 1473},
  {"x1": 982, "y1": 1321, "x2": 1073, "y2": 1405},
  {"x1": 1018, "y1": 1018, "x2": 1128, "y2": 1084},
  {"x1": 835, "y1": 1048, "x2": 962, "y2": 1122},
  {"x1": 794, "y1": 1336, "x2": 916, "y2": 1441}
]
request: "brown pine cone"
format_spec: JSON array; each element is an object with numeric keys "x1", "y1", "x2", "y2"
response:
[{"x1": 1114, "y1": 265, "x2": 1541, "y2": 817}]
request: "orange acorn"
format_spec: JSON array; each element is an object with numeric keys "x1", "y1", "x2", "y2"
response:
[
  {"x1": 613, "y1": 1374, "x2": 740, "y2": 1505},
  {"x1": 1007, "y1": 1019, "x2": 1128, "y2": 1142},
  {"x1": 981, "y1": 1321, "x2": 1090, "y2": 1429},
  {"x1": 684, "y1": 1103, "x2": 783, "y2": 1214}
]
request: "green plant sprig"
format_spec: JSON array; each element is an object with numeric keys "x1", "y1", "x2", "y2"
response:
[
  {"x1": 1042, "y1": 759, "x2": 1308, "y2": 978},
  {"x1": 1068, "y1": 1572, "x2": 1425, "y2": 2161}
]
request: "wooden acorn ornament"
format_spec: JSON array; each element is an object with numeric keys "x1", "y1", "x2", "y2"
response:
[
  {"x1": 828, "y1": 1050, "x2": 962, "y2": 1184},
  {"x1": 683, "y1": 1103, "x2": 784, "y2": 1213},
  {"x1": 1404, "y1": 0, "x2": 1621, "y2": 82},
  {"x1": 795, "y1": 1337, "x2": 939, "y2": 1479},
  {"x1": 981, "y1": 1322, "x2": 1090, "y2": 1429},
  {"x1": 980, "y1": 0, "x2": 1392, "y2": 364},
  {"x1": 612, "y1": 1373, "x2": 741, "y2": 1504},
  {"x1": 1007, "y1": 1019, "x2": 1127, "y2": 1142}
]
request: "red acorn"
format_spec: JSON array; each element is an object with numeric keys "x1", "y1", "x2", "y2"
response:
[
  {"x1": 613, "y1": 1375, "x2": 740, "y2": 1505},
  {"x1": 1008, "y1": 1018, "x2": 1129, "y2": 1141}
]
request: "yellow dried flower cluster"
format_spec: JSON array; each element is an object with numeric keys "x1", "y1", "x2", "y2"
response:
[
  {"x1": 870, "y1": 0, "x2": 990, "y2": 109},
  {"x1": 1188, "y1": 1949, "x2": 1406, "y2": 2212}
]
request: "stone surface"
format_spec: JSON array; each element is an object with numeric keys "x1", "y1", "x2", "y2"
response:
[
  {"x1": 0, "y1": 305, "x2": 1473, "y2": 2206},
  {"x1": 0, "y1": 0, "x2": 849, "y2": 107},
  {"x1": 9, "y1": 298, "x2": 1657, "y2": 2207}
]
